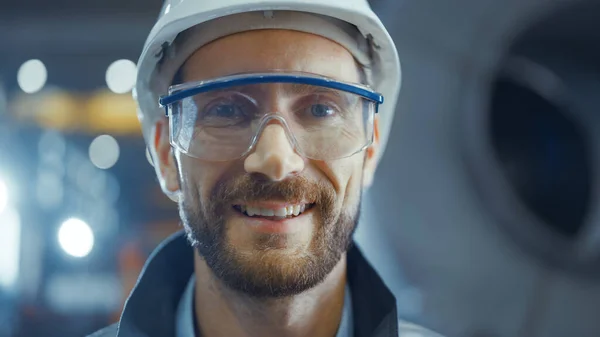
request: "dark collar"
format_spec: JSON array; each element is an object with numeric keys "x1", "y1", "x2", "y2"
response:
[{"x1": 117, "y1": 231, "x2": 398, "y2": 337}]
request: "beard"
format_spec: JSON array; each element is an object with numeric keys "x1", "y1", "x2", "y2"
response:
[{"x1": 178, "y1": 173, "x2": 360, "y2": 299}]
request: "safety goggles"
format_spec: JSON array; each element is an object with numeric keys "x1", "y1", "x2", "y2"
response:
[{"x1": 159, "y1": 72, "x2": 384, "y2": 161}]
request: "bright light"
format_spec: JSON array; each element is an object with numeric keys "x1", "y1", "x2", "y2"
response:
[
  {"x1": 0, "y1": 207, "x2": 21, "y2": 289},
  {"x1": 58, "y1": 218, "x2": 94, "y2": 258},
  {"x1": 0, "y1": 178, "x2": 7, "y2": 214},
  {"x1": 17, "y1": 59, "x2": 48, "y2": 94},
  {"x1": 89, "y1": 135, "x2": 120, "y2": 169},
  {"x1": 105, "y1": 59, "x2": 137, "y2": 94}
]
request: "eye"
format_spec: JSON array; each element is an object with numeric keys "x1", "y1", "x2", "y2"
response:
[
  {"x1": 198, "y1": 93, "x2": 257, "y2": 127},
  {"x1": 310, "y1": 103, "x2": 336, "y2": 117},
  {"x1": 206, "y1": 103, "x2": 243, "y2": 118}
]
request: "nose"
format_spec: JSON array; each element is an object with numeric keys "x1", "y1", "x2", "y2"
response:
[{"x1": 244, "y1": 123, "x2": 305, "y2": 181}]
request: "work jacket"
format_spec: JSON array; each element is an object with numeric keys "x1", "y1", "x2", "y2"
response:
[{"x1": 88, "y1": 231, "x2": 442, "y2": 337}]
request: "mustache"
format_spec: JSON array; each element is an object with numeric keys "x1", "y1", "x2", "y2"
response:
[{"x1": 214, "y1": 173, "x2": 334, "y2": 206}]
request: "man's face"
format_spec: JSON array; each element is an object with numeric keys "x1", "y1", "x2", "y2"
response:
[{"x1": 155, "y1": 30, "x2": 379, "y2": 298}]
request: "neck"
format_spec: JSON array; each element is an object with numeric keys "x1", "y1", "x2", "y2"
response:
[{"x1": 193, "y1": 253, "x2": 347, "y2": 337}]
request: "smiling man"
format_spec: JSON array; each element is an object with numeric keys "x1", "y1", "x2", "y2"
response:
[{"x1": 89, "y1": 1, "x2": 443, "y2": 337}]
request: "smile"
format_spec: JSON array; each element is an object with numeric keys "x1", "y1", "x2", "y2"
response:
[{"x1": 232, "y1": 203, "x2": 315, "y2": 220}]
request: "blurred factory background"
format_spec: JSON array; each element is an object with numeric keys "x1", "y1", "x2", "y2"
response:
[{"x1": 0, "y1": 0, "x2": 599, "y2": 336}]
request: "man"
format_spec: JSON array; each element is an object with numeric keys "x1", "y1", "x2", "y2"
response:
[{"x1": 91, "y1": 0, "x2": 443, "y2": 336}]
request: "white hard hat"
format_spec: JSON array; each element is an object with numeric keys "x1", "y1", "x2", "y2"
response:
[{"x1": 134, "y1": 0, "x2": 401, "y2": 164}]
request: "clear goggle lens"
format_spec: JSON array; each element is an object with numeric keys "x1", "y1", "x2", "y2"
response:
[{"x1": 160, "y1": 73, "x2": 383, "y2": 161}]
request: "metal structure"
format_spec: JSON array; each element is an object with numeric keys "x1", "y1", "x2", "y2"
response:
[{"x1": 355, "y1": 1, "x2": 600, "y2": 336}]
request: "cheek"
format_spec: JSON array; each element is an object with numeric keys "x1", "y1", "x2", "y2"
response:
[
  {"x1": 342, "y1": 167, "x2": 364, "y2": 211},
  {"x1": 178, "y1": 157, "x2": 229, "y2": 201},
  {"x1": 313, "y1": 159, "x2": 364, "y2": 208}
]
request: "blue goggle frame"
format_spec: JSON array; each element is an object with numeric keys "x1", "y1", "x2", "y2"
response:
[{"x1": 158, "y1": 72, "x2": 384, "y2": 114}]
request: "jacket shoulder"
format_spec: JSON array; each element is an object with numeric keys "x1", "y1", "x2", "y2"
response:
[
  {"x1": 86, "y1": 323, "x2": 118, "y2": 337},
  {"x1": 398, "y1": 320, "x2": 444, "y2": 336}
]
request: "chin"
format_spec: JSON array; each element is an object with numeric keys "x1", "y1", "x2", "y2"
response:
[
  {"x1": 229, "y1": 230, "x2": 315, "y2": 256},
  {"x1": 226, "y1": 216, "x2": 316, "y2": 252}
]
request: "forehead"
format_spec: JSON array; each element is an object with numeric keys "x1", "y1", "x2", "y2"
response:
[{"x1": 181, "y1": 29, "x2": 361, "y2": 84}]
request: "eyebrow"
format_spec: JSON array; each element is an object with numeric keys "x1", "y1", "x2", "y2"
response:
[
  {"x1": 286, "y1": 83, "x2": 358, "y2": 108},
  {"x1": 288, "y1": 83, "x2": 319, "y2": 95},
  {"x1": 285, "y1": 83, "x2": 347, "y2": 98}
]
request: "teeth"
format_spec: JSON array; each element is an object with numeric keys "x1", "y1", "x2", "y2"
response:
[
  {"x1": 246, "y1": 206, "x2": 258, "y2": 216},
  {"x1": 274, "y1": 208, "x2": 286, "y2": 217},
  {"x1": 240, "y1": 204, "x2": 309, "y2": 217},
  {"x1": 262, "y1": 208, "x2": 275, "y2": 216}
]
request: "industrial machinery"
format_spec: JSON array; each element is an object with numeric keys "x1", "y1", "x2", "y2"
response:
[{"x1": 356, "y1": 1, "x2": 600, "y2": 336}]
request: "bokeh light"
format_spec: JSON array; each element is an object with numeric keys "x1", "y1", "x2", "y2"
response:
[
  {"x1": 105, "y1": 59, "x2": 137, "y2": 94},
  {"x1": 17, "y1": 59, "x2": 48, "y2": 94},
  {"x1": 0, "y1": 207, "x2": 21, "y2": 289},
  {"x1": 89, "y1": 135, "x2": 120, "y2": 169},
  {"x1": 58, "y1": 218, "x2": 94, "y2": 258}
]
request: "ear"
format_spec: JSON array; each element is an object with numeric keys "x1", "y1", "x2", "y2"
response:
[
  {"x1": 362, "y1": 117, "x2": 380, "y2": 188},
  {"x1": 151, "y1": 118, "x2": 181, "y2": 200}
]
